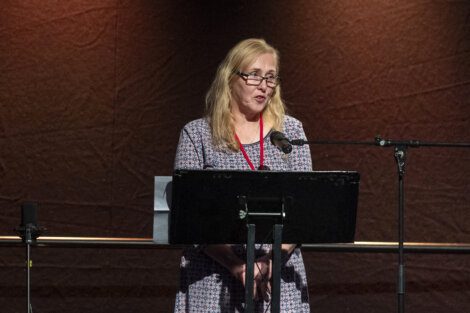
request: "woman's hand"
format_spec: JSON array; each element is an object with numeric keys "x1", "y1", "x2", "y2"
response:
[
  {"x1": 203, "y1": 244, "x2": 297, "y2": 301},
  {"x1": 229, "y1": 262, "x2": 247, "y2": 286},
  {"x1": 228, "y1": 255, "x2": 271, "y2": 301},
  {"x1": 254, "y1": 255, "x2": 272, "y2": 301}
]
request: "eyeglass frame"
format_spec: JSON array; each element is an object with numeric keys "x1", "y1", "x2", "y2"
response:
[{"x1": 235, "y1": 70, "x2": 280, "y2": 88}]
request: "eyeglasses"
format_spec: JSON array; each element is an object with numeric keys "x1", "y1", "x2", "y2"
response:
[{"x1": 235, "y1": 70, "x2": 280, "y2": 88}]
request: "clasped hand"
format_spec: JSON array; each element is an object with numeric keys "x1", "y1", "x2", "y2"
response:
[{"x1": 232, "y1": 255, "x2": 272, "y2": 302}]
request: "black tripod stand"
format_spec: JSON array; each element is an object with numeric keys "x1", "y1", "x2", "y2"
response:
[{"x1": 290, "y1": 135, "x2": 470, "y2": 313}]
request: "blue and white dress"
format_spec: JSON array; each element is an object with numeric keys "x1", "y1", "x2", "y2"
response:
[{"x1": 173, "y1": 115, "x2": 312, "y2": 313}]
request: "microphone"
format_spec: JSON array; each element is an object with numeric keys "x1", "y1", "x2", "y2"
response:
[
  {"x1": 16, "y1": 202, "x2": 41, "y2": 244},
  {"x1": 21, "y1": 202, "x2": 37, "y2": 226},
  {"x1": 270, "y1": 131, "x2": 292, "y2": 154}
]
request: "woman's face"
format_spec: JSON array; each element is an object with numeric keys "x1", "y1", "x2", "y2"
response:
[{"x1": 230, "y1": 53, "x2": 277, "y2": 119}]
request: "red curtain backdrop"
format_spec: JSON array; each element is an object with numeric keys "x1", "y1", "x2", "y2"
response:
[{"x1": 0, "y1": 1, "x2": 469, "y2": 312}]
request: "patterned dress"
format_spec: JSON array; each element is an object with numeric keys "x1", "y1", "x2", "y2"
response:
[{"x1": 173, "y1": 115, "x2": 312, "y2": 313}]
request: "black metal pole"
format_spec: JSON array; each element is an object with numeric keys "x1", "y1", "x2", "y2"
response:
[
  {"x1": 17, "y1": 202, "x2": 41, "y2": 313},
  {"x1": 271, "y1": 224, "x2": 283, "y2": 313},
  {"x1": 27, "y1": 242, "x2": 31, "y2": 313},
  {"x1": 290, "y1": 137, "x2": 470, "y2": 149},
  {"x1": 25, "y1": 227, "x2": 33, "y2": 313},
  {"x1": 245, "y1": 224, "x2": 256, "y2": 313},
  {"x1": 394, "y1": 146, "x2": 406, "y2": 313}
]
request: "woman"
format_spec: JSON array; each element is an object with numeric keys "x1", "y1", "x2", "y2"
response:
[{"x1": 174, "y1": 38, "x2": 312, "y2": 312}]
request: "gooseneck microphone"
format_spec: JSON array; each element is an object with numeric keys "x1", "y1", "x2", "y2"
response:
[{"x1": 270, "y1": 131, "x2": 293, "y2": 154}]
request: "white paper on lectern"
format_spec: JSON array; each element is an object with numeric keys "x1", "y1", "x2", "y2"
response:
[{"x1": 153, "y1": 176, "x2": 172, "y2": 244}]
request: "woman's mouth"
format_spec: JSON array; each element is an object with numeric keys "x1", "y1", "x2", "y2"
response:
[{"x1": 254, "y1": 95, "x2": 266, "y2": 103}]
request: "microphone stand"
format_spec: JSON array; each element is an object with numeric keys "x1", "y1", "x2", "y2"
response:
[
  {"x1": 26, "y1": 228, "x2": 33, "y2": 313},
  {"x1": 16, "y1": 224, "x2": 40, "y2": 313},
  {"x1": 290, "y1": 136, "x2": 470, "y2": 313}
]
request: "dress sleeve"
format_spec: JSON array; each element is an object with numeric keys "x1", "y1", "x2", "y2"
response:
[
  {"x1": 174, "y1": 123, "x2": 204, "y2": 170},
  {"x1": 288, "y1": 120, "x2": 313, "y2": 171}
]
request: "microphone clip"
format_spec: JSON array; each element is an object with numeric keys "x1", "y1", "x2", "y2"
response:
[{"x1": 15, "y1": 224, "x2": 43, "y2": 244}]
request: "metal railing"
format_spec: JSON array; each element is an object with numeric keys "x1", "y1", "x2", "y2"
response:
[{"x1": 1, "y1": 236, "x2": 470, "y2": 253}]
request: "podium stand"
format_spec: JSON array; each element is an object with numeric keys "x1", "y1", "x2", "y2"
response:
[{"x1": 169, "y1": 169, "x2": 360, "y2": 313}]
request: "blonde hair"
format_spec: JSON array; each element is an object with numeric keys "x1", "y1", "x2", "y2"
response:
[{"x1": 205, "y1": 38, "x2": 286, "y2": 151}]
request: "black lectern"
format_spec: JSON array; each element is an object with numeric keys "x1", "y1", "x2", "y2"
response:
[{"x1": 170, "y1": 169, "x2": 360, "y2": 313}]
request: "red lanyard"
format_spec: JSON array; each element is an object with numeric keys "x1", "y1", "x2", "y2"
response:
[{"x1": 234, "y1": 113, "x2": 264, "y2": 171}]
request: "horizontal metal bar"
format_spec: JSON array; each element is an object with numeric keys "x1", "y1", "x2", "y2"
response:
[
  {"x1": 1, "y1": 236, "x2": 470, "y2": 253},
  {"x1": 302, "y1": 241, "x2": 470, "y2": 254},
  {"x1": 247, "y1": 212, "x2": 284, "y2": 217},
  {"x1": 0, "y1": 236, "x2": 158, "y2": 249}
]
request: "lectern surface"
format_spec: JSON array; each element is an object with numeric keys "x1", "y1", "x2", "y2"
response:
[{"x1": 169, "y1": 169, "x2": 359, "y2": 244}]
